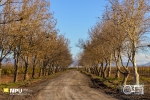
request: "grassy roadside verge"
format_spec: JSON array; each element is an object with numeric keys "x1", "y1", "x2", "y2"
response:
[
  {"x1": 0, "y1": 70, "x2": 69, "y2": 93},
  {"x1": 80, "y1": 71, "x2": 121, "y2": 90},
  {"x1": 81, "y1": 70, "x2": 150, "y2": 90},
  {"x1": 80, "y1": 70, "x2": 150, "y2": 100}
]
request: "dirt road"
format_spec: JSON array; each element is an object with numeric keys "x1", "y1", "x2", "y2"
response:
[
  {"x1": 4, "y1": 71, "x2": 117, "y2": 100},
  {"x1": 36, "y1": 71, "x2": 117, "y2": 100}
]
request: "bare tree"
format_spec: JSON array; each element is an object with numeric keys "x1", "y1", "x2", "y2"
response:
[{"x1": 109, "y1": 0, "x2": 150, "y2": 85}]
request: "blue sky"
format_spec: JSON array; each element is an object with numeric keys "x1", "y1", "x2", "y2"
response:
[
  {"x1": 50, "y1": 0, "x2": 108, "y2": 58},
  {"x1": 50, "y1": 0, "x2": 150, "y2": 65}
]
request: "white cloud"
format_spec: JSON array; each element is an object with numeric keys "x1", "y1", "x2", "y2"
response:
[
  {"x1": 136, "y1": 53, "x2": 150, "y2": 65},
  {"x1": 122, "y1": 53, "x2": 150, "y2": 65}
]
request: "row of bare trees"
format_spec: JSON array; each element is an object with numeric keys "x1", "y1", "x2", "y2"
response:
[
  {"x1": 0, "y1": 0, "x2": 72, "y2": 82},
  {"x1": 78, "y1": 0, "x2": 150, "y2": 85}
]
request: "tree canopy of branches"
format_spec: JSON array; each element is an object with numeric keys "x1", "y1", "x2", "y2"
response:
[
  {"x1": 78, "y1": 0, "x2": 150, "y2": 85},
  {"x1": 0, "y1": 0, "x2": 72, "y2": 82}
]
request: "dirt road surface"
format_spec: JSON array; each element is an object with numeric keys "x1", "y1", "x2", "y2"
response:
[
  {"x1": 4, "y1": 71, "x2": 117, "y2": 100},
  {"x1": 36, "y1": 71, "x2": 117, "y2": 100}
]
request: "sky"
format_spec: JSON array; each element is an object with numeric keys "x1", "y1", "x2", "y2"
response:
[{"x1": 49, "y1": 0, "x2": 150, "y2": 65}]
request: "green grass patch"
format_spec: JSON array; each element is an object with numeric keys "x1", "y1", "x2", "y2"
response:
[
  {"x1": 81, "y1": 71, "x2": 123, "y2": 89},
  {"x1": 0, "y1": 70, "x2": 69, "y2": 93},
  {"x1": 81, "y1": 70, "x2": 150, "y2": 91},
  {"x1": 140, "y1": 76, "x2": 150, "y2": 84}
]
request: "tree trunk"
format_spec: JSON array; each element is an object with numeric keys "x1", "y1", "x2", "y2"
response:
[
  {"x1": 32, "y1": 66, "x2": 35, "y2": 78},
  {"x1": 132, "y1": 54, "x2": 139, "y2": 85},
  {"x1": 115, "y1": 69, "x2": 120, "y2": 78},
  {"x1": 39, "y1": 66, "x2": 42, "y2": 77},
  {"x1": 107, "y1": 66, "x2": 111, "y2": 78},
  {"x1": 41, "y1": 61, "x2": 45, "y2": 76},
  {"x1": 122, "y1": 73, "x2": 129, "y2": 85},
  {"x1": 107, "y1": 53, "x2": 112, "y2": 78},
  {"x1": 0, "y1": 61, "x2": 2, "y2": 83},
  {"x1": 96, "y1": 66, "x2": 99, "y2": 76},
  {"x1": 93, "y1": 66, "x2": 96, "y2": 74},
  {"x1": 100, "y1": 63, "x2": 104, "y2": 77},
  {"x1": 93, "y1": 66, "x2": 98, "y2": 75},
  {"x1": 88, "y1": 67, "x2": 91, "y2": 73},
  {"x1": 45, "y1": 68, "x2": 47, "y2": 76},
  {"x1": 99, "y1": 66, "x2": 101, "y2": 76},
  {"x1": 32, "y1": 56, "x2": 37, "y2": 78},
  {"x1": 103, "y1": 61, "x2": 108, "y2": 79},
  {"x1": 132, "y1": 41, "x2": 139, "y2": 85},
  {"x1": 48, "y1": 65, "x2": 51, "y2": 75},
  {"x1": 14, "y1": 58, "x2": 18, "y2": 82},
  {"x1": 42, "y1": 67, "x2": 45, "y2": 76},
  {"x1": 55, "y1": 66, "x2": 59, "y2": 73},
  {"x1": 102, "y1": 70, "x2": 106, "y2": 78},
  {"x1": 115, "y1": 50, "x2": 121, "y2": 78},
  {"x1": 91, "y1": 68, "x2": 93, "y2": 74},
  {"x1": 13, "y1": 48, "x2": 20, "y2": 82},
  {"x1": 55, "y1": 66, "x2": 57, "y2": 73},
  {"x1": 24, "y1": 57, "x2": 29, "y2": 80}
]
